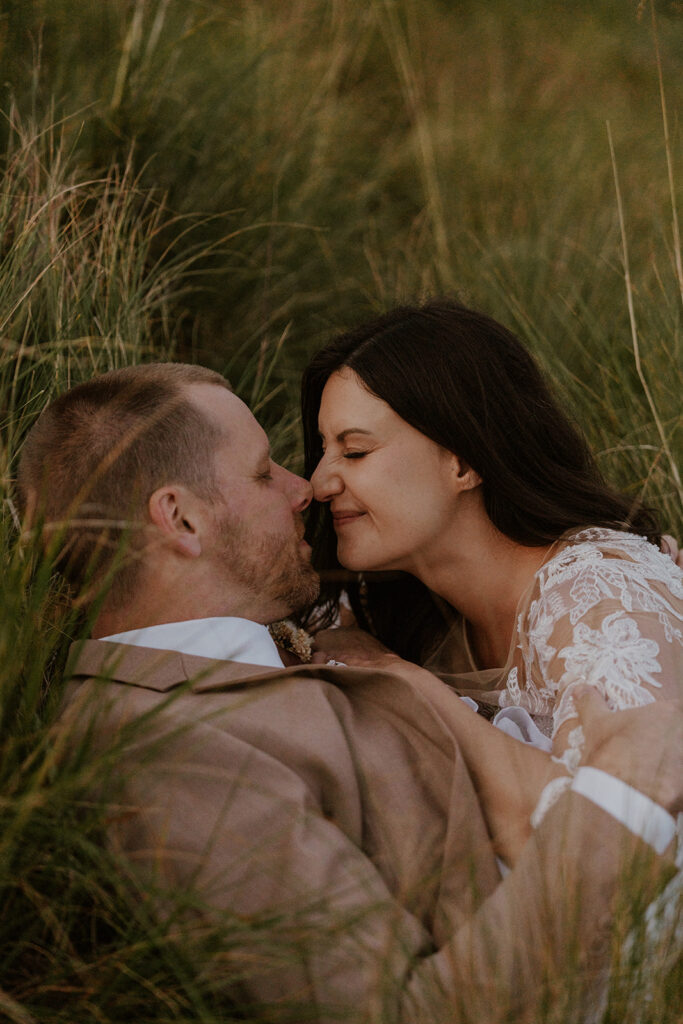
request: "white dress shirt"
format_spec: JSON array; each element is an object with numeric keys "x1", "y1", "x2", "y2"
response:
[{"x1": 102, "y1": 616, "x2": 285, "y2": 668}]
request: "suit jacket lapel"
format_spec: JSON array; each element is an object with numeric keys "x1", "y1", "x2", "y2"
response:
[
  {"x1": 67, "y1": 639, "x2": 291, "y2": 691},
  {"x1": 67, "y1": 641, "x2": 470, "y2": 737},
  {"x1": 67, "y1": 639, "x2": 400, "y2": 693}
]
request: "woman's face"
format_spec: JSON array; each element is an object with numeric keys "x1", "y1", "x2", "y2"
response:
[{"x1": 311, "y1": 368, "x2": 463, "y2": 574}]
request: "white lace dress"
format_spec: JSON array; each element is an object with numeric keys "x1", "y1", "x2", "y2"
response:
[
  {"x1": 429, "y1": 527, "x2": 682, "y2": 977},
  {"x1": 429, "y1": 526, "x2": 683, "y2": 804},
  {"x1": 494, "y1": 527, "x2": 683, "y2": 817},
  {"x1": 499, "y1": 527, "x2": 683, "y2": 989}
]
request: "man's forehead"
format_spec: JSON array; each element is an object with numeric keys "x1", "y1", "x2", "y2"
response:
[{"x1": 186, "y1": 382, "x2": 267, "y2": 455}]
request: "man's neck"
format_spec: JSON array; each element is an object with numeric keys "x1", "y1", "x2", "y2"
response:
[
  {"x1": 92, "y1": 602, "x2": 185, "y2": 639},
  {"x1": 91, "y1": 558, "x2": 292, "y2": 639},
  {"x1": 92, "y1": 581, "x2": 257, "y2": 639}
]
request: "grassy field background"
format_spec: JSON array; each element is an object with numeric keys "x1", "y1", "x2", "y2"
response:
[{"x1": 0, "y1": 0, "x2": 681, "y2": 1020}]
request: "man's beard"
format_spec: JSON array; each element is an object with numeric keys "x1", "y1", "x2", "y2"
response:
[{"x1": 214, "y1": 510, "x2": 319, "y2": 616}]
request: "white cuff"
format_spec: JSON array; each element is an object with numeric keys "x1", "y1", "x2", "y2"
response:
[
  {"x1": 493, "y1": 706, "x2": 553, "y2": 751},
  {"x1": 571, "y1": 767, "x2": 676, "y2": 855}
]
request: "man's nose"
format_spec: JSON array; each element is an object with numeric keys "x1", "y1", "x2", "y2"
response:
[
  {"x1": 310, "y1": 455, "x2": 342, "y2": 503},
  {"x1": 284, "y1": 467, "x2": 312, "y2": 513}
]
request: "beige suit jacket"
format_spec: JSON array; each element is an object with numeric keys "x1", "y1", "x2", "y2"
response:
[{"x1": 61, "y1": 639, "x2": 672, "y2": 1023}]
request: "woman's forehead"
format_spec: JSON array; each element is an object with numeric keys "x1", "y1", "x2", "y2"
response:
[
  {"x1": 318, "y1": 369, "x2": 409, "y2": 440},
  {"x1": 320, "y1": 369, "x2": 385, "y2": 419}
]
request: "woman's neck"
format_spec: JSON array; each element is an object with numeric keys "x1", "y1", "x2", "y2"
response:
[{"x1": 408, "y1": 512, "x2": 553, "y2": 669}]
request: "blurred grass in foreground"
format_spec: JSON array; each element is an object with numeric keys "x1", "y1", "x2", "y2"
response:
[
  {"x1": 0, "y1": 0, "x2": 681, "y2": 1020},
  {"x1": 0, "y1": 107, "x2": 221, "y2": 1023}
]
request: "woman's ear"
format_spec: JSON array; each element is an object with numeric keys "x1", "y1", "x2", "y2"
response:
[
  {"x1": 148, "y1": 485, "x2": 203, "y2": 558},
  {"x1": 449, "y1": 454, "x2": 482, "y2": 493}
]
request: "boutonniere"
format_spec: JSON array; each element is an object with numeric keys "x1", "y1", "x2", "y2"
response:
[{"x1": 268, "y1": 619, "x2": 314, "y2": 663}]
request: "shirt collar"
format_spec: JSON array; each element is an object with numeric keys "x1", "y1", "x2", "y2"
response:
[{"x1": 100, "y1": 617, "x2": 285, "y2": 668}]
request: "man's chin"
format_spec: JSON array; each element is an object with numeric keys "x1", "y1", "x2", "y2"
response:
[
  {"x1": 291, "y1": 564, "x2": 321, "y2": 610},
  {"x1": 269, "y1": 563, "x2": 320, "y2": 621}
]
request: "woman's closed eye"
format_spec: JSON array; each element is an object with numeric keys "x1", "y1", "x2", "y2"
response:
[{"x1": 343, "y1": 451, "x2": 369, "y2": 459}]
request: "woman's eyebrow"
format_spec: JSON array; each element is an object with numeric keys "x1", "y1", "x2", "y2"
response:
[{"x1": 318, "y1": 428, "x2": 374, "y2": 441}]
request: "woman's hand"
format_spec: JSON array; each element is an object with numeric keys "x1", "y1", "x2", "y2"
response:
[
  {"x1": 314, "y1": 626, "x2": 404, "y2": 671},
  {"x1": 661, "y1": 534, "x2": 683, "y2": 569}
]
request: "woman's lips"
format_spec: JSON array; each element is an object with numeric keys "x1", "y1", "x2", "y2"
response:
[{"x1": 332, "y1": 511, "x2": 366, "y2": 529}]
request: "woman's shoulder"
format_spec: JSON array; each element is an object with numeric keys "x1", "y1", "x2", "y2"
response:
[
  {"x1": 518, "y1": 527, "x2": 683, "y2": 659},
  {"x1": 512, "y1": 526, "x2": 683, "y2": 726},
  {"x1": 538, "y1": 526, "x2": 683, "y2": 599}
]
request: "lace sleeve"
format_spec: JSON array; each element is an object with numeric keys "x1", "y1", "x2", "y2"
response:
[{"x1": 524, "y1": 529, "x2": 683, "y2": 772}]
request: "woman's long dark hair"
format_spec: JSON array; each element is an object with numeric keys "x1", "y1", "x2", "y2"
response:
[{"x1": 301, "y1": 300, "x2": 660, "y2": 661}]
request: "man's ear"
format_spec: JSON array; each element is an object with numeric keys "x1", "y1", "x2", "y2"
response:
[
  {"x1": 147, "y1": 485, "x2": 203, "y2": 558},
  {"x1": 449, "y1": 453, "x2": 482, "y2": 493}
]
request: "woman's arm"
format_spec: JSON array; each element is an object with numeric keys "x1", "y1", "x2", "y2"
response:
[{"x1": 518, "y1": 535, "x2": 683, "y2": 828}]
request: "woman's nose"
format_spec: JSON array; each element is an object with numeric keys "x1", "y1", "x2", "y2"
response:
[{"x1": 310, "y1": 455, "x2": 343, "y2": 502}]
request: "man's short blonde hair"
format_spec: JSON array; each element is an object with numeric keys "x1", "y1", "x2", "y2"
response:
[{"x1": 17, "y1": 362, "x2": 232, "y2": 603}]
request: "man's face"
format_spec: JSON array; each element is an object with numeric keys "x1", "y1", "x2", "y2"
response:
[{"x1": 189, "y1": 385, "x2": 319, "y2": 622}]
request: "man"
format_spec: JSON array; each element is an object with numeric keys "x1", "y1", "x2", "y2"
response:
[{"x1": 18, "y1": 363, "x2": 681, "y2": 1023}]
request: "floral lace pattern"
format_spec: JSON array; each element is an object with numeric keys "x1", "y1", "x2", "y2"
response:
[
  {"x1": 500, "y1": 528, "x2": 683, "y2": 767},
  {"x1": 559, "y1": 613, "x2": 661, "y2": 704}
]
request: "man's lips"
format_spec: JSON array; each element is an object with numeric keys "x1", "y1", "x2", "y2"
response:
[{"x1": 331, "y1": 510, "x2": 366, "y2": 529}]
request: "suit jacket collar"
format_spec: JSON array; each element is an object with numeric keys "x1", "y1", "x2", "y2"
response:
[{"x1": 67, "y1": 638, "x2": 375, "y2": 694}]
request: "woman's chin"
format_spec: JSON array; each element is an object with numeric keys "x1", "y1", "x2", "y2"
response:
[
  {"x1": 337, "y1": 542, "x2": 390, "y2": 575},
  {"x1": 337, "y1": 541, "x2": 370, "y2": 573}
]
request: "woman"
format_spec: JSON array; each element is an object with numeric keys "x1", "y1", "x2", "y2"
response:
[{"x1": 301, "y1": 300, "x2": 683, "y2": 830}]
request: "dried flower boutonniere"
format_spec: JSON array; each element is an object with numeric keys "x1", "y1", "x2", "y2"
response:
[{"x1": 268, "y1": 619, "x2": 314, "y2": 663}]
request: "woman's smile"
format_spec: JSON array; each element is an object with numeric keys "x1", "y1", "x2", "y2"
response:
[{"x1": 331, "y1": 508, "x2": 367, "y2": 529}]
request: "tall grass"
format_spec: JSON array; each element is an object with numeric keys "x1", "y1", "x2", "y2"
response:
[
  {"x1": 3, "y1": 0, "x2": 679, "y2": 497},
  {"x1": 0, "y1": 0, "x2": 681, "y2": 1019},
  {"x1": 0, "y1": 105, "x2": 208, "y2": 1022},
  {"x1": 0, "y1": 100, "x2": 328, "y2": 1024}
]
